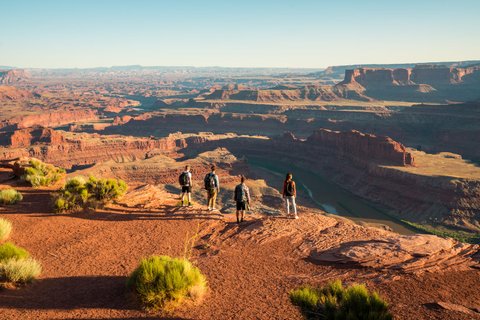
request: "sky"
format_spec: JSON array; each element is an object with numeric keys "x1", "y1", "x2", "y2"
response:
[{"x1": 1, "y1": 0, "x2": 479, "y2": 69}]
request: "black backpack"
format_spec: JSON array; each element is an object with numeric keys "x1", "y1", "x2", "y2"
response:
[
  {"x1": 179, "y1": 172, "x2": 189, "y2": 186},
  {"x1": 204, "y1": 173, "x2": 216, "y2": 190},
  {"x1": 286, "y1": 180, "x2": 295, "y2": 196}
]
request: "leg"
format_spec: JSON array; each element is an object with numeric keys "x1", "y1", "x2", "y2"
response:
[
  {"x1": 285, "y1": 197, "x2": 290, "y2": 216},
  {"x1": 180, "y1": 192, "x2": 186, "y2": 206},
  {"x1": 211, "y1": 190, "x2": 218, "y2": 210},
  {"x1": 291, "y1": 196, "x2": 298, "y2": 218},
  {"x1": 240, "y1": 209, "x2": 245, "y2": 222},
  {"x1": 236, "y1": 210, "x2": 240, "y2": 223},
  {"x1": 187, "y1": 192, "x2": 192, "y2": 206},
  {"x1": 207, "y1": 191, "x2": 212, "y2": 209}
]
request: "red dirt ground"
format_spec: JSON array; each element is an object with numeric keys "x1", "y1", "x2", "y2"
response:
[{"x1": 1, "y1": 175, "x2": 480, "y2": 320}]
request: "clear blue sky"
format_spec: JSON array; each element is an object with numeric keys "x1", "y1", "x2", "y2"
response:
[{"x1": 1, "y1": 0, "x2": 479, "y2": 68}]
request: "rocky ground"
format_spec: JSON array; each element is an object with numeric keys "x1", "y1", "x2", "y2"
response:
[{"x1": 1, "y1": 170, "x2": 479, "y2": 320}]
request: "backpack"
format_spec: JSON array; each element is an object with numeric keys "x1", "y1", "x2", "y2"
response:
[
  {"x1": 179, "y1": 172, "x2": 189, "y2": 186},
  {"x1": 286, "y1": 180, "x2": 295, "y2": 196},
  {"x1": 204, "y1": 173, "x2": 216, "y2": 190},
  {"x1": 235, "y1": 184, "x2": 247, "y2": 202}
]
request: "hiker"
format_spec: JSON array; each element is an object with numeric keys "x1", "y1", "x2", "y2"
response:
[
  {"x1": 204, "y1": 165, "x2": 220, "y2": 211},
  {"x1": 283, "y1": 172, "x2": 298, "y2": 219},
  {"x1": 179, "y1": 165, "x2": 193, "y2": 207},
  {"x1": 234, "y1": 175, "x2": 251, "y2": 223}
]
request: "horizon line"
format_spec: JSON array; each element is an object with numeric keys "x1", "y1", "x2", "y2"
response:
[{"x1": 3, "y1": 58, "x2": 480, "y2": 71}]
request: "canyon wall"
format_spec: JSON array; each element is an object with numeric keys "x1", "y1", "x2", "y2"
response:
[
  {"x1": 8, "y1": 109, "x2": 98, "y2": 129},
  {"x1": 0, "y1": 131, "x2": 186, "y2": 168},
  {"x1": 306, "y1": 129, "x2": 415, "y2": 166}
]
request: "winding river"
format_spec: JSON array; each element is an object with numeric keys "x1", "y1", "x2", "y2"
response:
[{"x1": 247, "y1": 156, "x2": 418, "y2": 235}]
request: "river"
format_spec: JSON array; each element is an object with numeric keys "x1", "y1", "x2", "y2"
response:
[{"x1": 247, "y1": 156, "x2": 418, "y2": 235}]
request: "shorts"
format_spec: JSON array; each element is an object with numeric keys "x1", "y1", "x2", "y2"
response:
[
  {"x1": 181, "y1": 186, "x2": 192, "y2": 193},
  {"x1": 236, "y1": 201, "x2": 247, "y2": 211}
]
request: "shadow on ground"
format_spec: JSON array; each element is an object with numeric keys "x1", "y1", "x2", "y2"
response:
[{"x1": 0, "y1": 276, "x2": 132, "y2": 310}]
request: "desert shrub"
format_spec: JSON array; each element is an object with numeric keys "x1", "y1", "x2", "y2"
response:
[
  {"x1": 0, "y1": 218, "x2": 12, "y2": 242},
  {"x1": 21, "y1": 158, "x2": 65, "y2": 187},
  {"x1": 54, "y1": 176, "x2": 89, "y2": 212},
  {"x1": 54, "y1": 176, "x2": 127, "y2": 213},
  {"x1": 0, "y1": 242, "x2": 30, "y2": 261},
  {"x1": 290, "y1": 286, "x2": 320, "y2": 311},
  {"x1": 0, "y1": 258, "x2": 41, "y2": 283},
  {"x1": 127, "y1": 255, "x2": 207, "y2": 311},
  {"x1": 86, "y1": 176, "x2": 128, "y2": 206},
  {"x1": 290, "y1": 280, "x2": 392, "y2": 320},
  {"x1": 0, "y1": 189, "x2": 23, "y2": 205}
]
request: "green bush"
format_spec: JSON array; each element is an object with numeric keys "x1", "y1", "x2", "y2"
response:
[
  {"x1": 0, "y1": 218, "x2": 12, "y2": 242},
  {"x1": 127, "y1": 255, "x2": 207, "y2": 311},
  {"x1": 0, "y1": 258, "x2": 42, "y2": 284},
  {"x1": 21, "y1": 158, "x2": 65, "y2": 187},
  {"x1": 290, "y1": 280, "x2": 392, "y2": 320},
  {"x1": 54, "y1": 176, "x2": 127, "y2": 213},
  {"x1": 0, "y1": 242, "x2": 30, "y2": 261},
  {"x1": 0, "y1": 189, "x2": 23, "y2": 205}
]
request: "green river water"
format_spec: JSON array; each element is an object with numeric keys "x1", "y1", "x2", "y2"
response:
[{"x1": 247, "y1": 157, "x2": 418, "y2": 235}]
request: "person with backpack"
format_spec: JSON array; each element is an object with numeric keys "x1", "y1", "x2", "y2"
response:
[
  {"x1": 204, "y1": 165, "x2": 220, "y2": 211},
  {"x1": 179, "y1": 165, "x2": 193, "y2": 207},
  {"x1": 283, "y1": 172, "x2": 298, "y2": 219},
  {"x1": 234, "y1": 175, "x2": 251, "y2": 223}
]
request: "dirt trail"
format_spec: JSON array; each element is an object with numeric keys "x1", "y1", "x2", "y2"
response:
[{"x1": 0, "y1": 181, "x2": 479, "y2": 319}]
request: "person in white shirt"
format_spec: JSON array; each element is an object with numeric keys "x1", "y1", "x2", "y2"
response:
[{"x1": 179, "y1": 165, "x2": 193, "y2": 207}]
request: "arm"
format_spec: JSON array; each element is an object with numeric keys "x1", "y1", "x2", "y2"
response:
[
  {"x1": 233, "y1": 186, "x2": 238, "y2": 201},
  {"x1": 282, "y1": 181, "x2": 286, "y2": 198},
  {"x1": 215, "y1": 175, "x2": 220, "y2": 192},
  {"x1": 293, "y1": 181, "x2": 297, "y2": 197},
  {"x1": 246, "y1": 186, "x2": 251, "y2": 203}
]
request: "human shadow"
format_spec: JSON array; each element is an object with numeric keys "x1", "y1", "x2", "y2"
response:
[
  {"x1": 58, "y1": 204, "x2": 226, "y2": 223},
  {"x1": 0, "y1": 276, "x2": 132, "y2": 311}
]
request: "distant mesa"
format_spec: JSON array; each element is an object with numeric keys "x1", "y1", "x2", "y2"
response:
[
  {"x1": 341, "y1": 65, "x2": 480, "y2": 89},
  {"x1": 0, "y1": 69, "x2": 29, "y2": 85}
]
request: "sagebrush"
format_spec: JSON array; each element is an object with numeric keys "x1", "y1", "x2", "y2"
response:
[
  {"x1": 54, "y1": 176, "x2": 127, "y2": 212},
  {"x1": 0, "y1": 242, "x2": 30, "y2": 261},
  {"x1": 290, "y1": 280, "x2": 392, "y2": 320},
  {"x1": 0, "y1": 258, "x2": 42, "y2": 284},
  {"x1": 0, "y1": 189, "x2": 23, "y2": 205},
  {"x1": 127, "y1": 255, "x2": 207, "y2": 311},
  {"x1": 21, "y1": 158, "x2": 65, "y2": 187},
  {"x1": 0, "y1": 218, "x2": 12, "y2": 242}
]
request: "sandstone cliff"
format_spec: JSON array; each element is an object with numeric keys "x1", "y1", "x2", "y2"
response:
[
  {"x1": 306, "y1": 129, "x2": 415, "y2": 166},
  {"x1": 9, "y1": 109, "x2": 98, "y2": 129}
]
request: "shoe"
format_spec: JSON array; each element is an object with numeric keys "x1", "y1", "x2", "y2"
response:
[
  {"x1": 294, "y1": 215, "x2": 299, "y2": 219},
  {"x1": 188, "y1": 202, "x2": 193, "y2": 207}
]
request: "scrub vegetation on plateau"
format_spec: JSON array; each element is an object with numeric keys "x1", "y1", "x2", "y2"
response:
[
  {"x1": 54, "y1": 176, "x2": 127, "y2": 213},
  {"x1": 290, "y1": 280, "x2": 392, "y2": 320},
  {"x1": 127, "y1": 255, "x2": 207, "y2": 311}
]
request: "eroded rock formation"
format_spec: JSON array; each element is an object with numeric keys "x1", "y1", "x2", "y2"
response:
[
  {"x1": 0, "y1": 69, "x2": 29, "y2": 84},
  {"x1": 306, "y1": 129, "x2": 415, "y2": 166}
]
